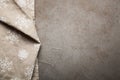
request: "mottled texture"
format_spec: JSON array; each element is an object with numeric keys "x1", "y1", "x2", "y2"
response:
[
  {"x1": 36, "y1": 0, "x2": 120, "y2": 80},
  {"x1": 0, "y1": 0, "x2": 40, "y2": 80}
]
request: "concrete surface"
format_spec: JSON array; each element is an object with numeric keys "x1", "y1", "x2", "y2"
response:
[{"x1": 36, "y1": 0, "x2": 120, "y2": 80}]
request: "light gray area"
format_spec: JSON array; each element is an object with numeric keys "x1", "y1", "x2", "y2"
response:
[{"x1": 36, "y1": 0, "x2": 120, "y2": 80}]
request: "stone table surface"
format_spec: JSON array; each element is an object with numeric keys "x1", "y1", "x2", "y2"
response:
[{"x1": 36, "y1": 0, "x2": 120, "y2": 80}]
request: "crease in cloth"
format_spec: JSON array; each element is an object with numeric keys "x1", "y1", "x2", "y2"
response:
[{"x1": 0, "y1": 0, "x2": 40, "y2": 80}]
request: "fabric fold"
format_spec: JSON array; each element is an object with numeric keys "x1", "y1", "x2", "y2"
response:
[
  {"x1": 0, "y1": 0, "x2": 40, "y2": 80},
  {"x1": 0, "y1": 0, "x2": 40, "y2": 42}
]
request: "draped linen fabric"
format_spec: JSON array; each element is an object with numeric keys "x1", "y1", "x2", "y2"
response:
[{"x1": 0, "y1": 0, "x2": 40, "y2": 80}]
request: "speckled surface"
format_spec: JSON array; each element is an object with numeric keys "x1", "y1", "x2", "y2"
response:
[{"x1": 36, "y1": 0, "x2": 120, "y2": 80}]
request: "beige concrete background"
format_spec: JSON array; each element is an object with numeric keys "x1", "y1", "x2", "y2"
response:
[{"x1": 36, "y1": 0, "x2": 120, "y2": 80}]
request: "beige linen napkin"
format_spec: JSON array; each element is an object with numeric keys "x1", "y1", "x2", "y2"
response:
[{"x1": 0, "y1": 0, "x2": 40, "y2": 80}]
